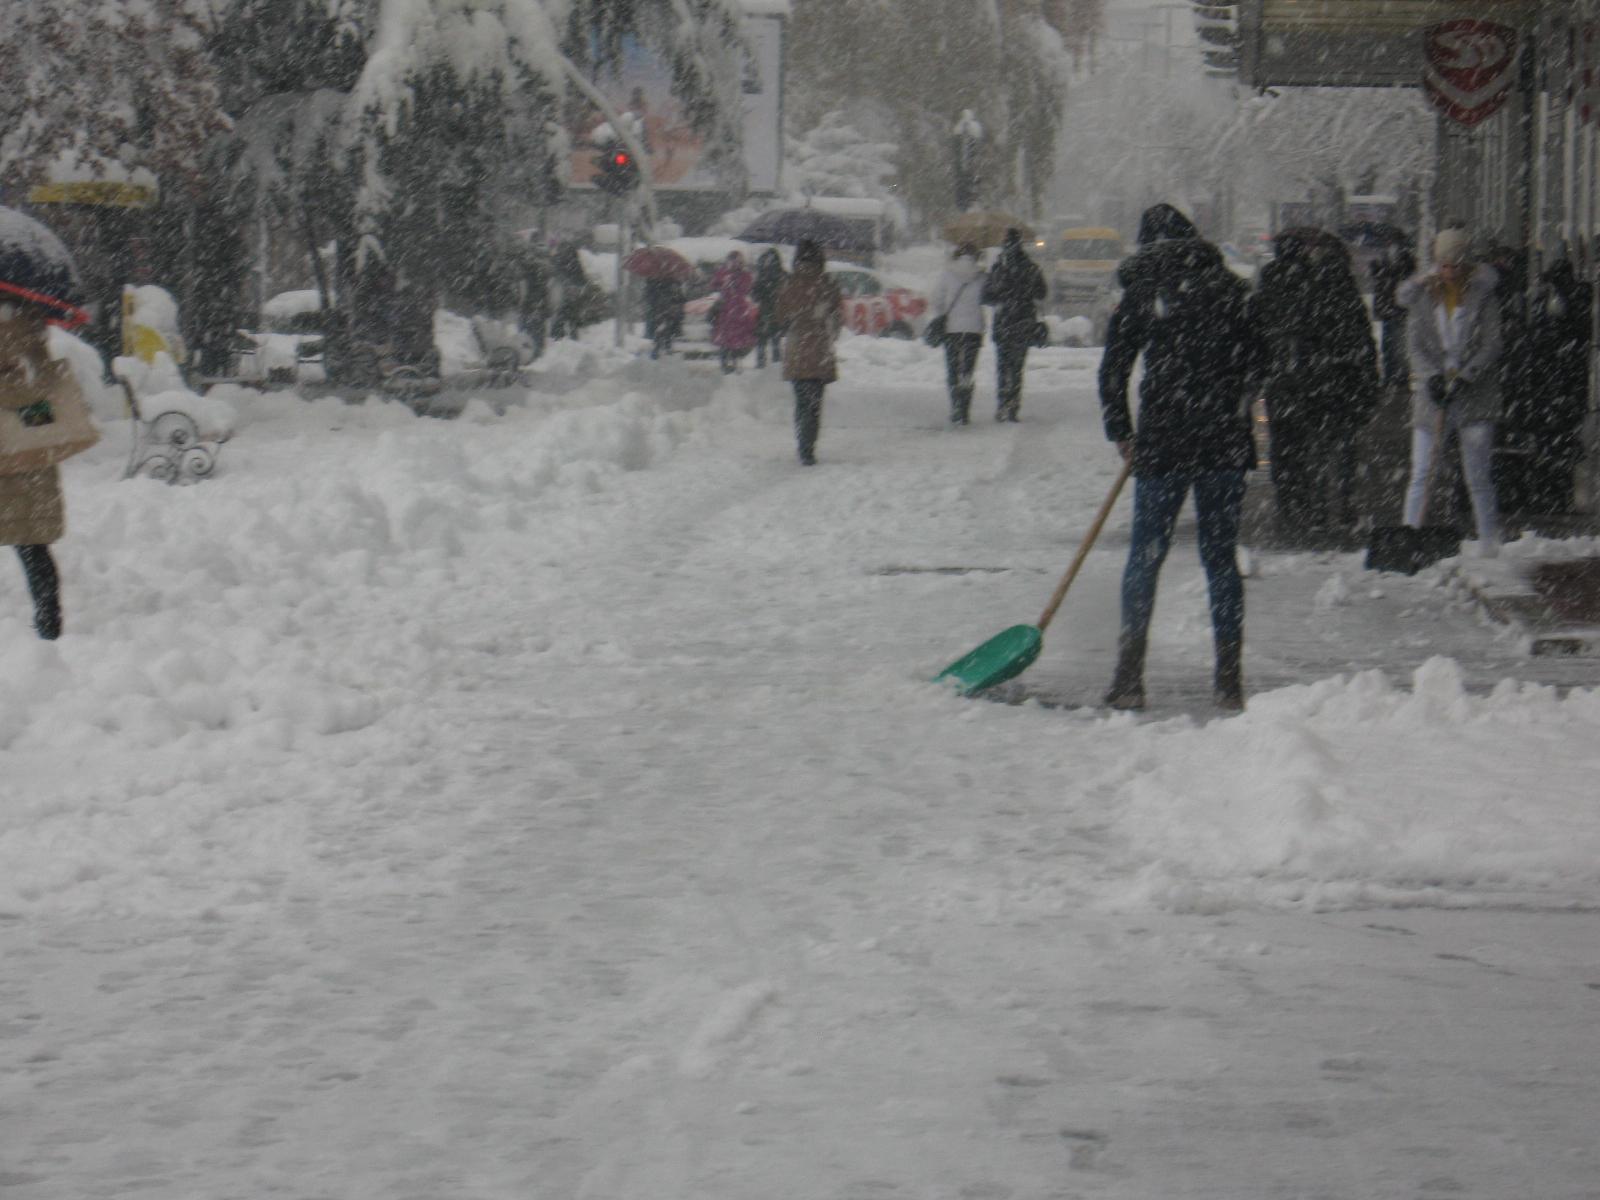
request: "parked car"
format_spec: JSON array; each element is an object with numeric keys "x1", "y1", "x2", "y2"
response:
[{"x1": 828, "y1": 264, "x2": 927, "y2": 338}]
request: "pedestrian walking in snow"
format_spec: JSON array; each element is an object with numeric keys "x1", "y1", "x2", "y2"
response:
[
  {"x1": 1396, "y1": 228, "x2": 1504, "y2": 556},
  {"x1": 751, "y1": 249, "x2": 788, "y2": 369},
  {"x1": 1098, "y1": 203, "x2": 1266, "y2": 712},
  {"x1": 981, "y1": 228, "x2": 1047, "y2": 421},
  {"x1": 776, "y1": 239, "x2": 843, "y2": 466},
  {"x1": 642, "y1": 275, "x2": 685, "y2": 359},
  {"x1": 1250, "y1": 227, "x2": 1378, "y2": 539},
  {"x1": 929, "y1": 242, "x2": 986, "y2": 425},
  {"x1": 518, "y1": 247, "x2": 551, "y2": 361},
  {"x1": 711, "y1": 252, "x2": 758, "y2": 374},
  {"x1": 1, "y1": 207, "x2": 96, "y2": 641},
  {"x1": 0, "y1": 303, "x2": 77, "y2": 640},
  {"x1": 549, "y1": 244, "x2": 588, "y2": 341}
]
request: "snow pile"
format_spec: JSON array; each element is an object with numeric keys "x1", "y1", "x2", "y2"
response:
[
  {"x1": 261, "y1": 288, "x2": 323, "y2": 324},
  {"x1": 0, "y1": 372, "x2": 731, "y2": 919},
  {"x1": 4, "y1": 326, "x2": 1597, "y2": 933},
  {"x1": 1105, "y1": 658, "x2": 1600, "y2": 913},
  {"x1": 47, "y1": 325, "x2": 123, "y2": 421}
]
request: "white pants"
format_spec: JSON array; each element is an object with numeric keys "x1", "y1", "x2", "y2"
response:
[{"x1": 1402, "y1": 413, "x2": 1500, "y2": 551}]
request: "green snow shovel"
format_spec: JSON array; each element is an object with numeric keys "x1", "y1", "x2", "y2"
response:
[{"x1": 935, "y1": 461, "x2": 1131, "y2": 696}]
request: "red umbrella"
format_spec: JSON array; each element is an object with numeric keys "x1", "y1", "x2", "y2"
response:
[{"x1": 623, "y1": 246, "x2": 696, "y2": 281}]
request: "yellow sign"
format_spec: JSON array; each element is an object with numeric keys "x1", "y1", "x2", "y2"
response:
[{"x1": 28, "y1": 180, "x2": 157, "y2": 208}]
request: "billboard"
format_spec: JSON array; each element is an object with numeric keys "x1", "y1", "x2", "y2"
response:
[
  {"x1": 1237, "y1": 0, "x2": 1537, "y2": 88},
  {"x1": 569, "y1": 14, "x2": 784, "y2": 194}
]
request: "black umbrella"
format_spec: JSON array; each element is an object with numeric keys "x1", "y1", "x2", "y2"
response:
[
  {"x1": 0, "y1": 205, "x2": 90, "y2": 327},
  {"x1": 735, "y1": 209, "x2": 874, "y2": 255}
]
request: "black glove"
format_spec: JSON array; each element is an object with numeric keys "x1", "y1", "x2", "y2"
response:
[{"x1": 1426, "y1": 374, "x2": 1448, "y2": 407}]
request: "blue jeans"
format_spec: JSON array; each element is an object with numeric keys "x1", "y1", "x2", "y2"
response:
[{"x1": 1120, "y1": 470, "x2": 1247, "y2": 648}]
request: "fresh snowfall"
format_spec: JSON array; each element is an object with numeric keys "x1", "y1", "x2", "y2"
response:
[{"x1": 3, "y1": 323, "x2": 1599, "y2": 1200}]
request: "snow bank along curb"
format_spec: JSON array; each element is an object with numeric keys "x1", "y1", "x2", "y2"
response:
[{"x1": 1449, "y1": 539, "x2": 1600, "y2": 656}]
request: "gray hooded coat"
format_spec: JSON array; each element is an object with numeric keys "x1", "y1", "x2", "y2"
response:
[{"x1": 1396, "y1": 264, "x2": 1503, "y2": 428}]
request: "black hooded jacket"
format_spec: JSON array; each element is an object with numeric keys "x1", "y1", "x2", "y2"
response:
[
  {"x1": 981, "y1": 242, "x2": 1048, "y2": 345},
  {"x1": 1098, "y1": 234, "x2": 1264, "y2": 474},
  {"x1": 1248, "y1": 229, "x2": 1377, "y2": 428}
]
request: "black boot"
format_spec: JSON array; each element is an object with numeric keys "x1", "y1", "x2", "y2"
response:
[
  {"x1": 950, "y1": 388, "x2": 971, "y2": 425},
  {"x1": 1214, "y1": 638, "x2": 1244, "y2": 712},
  {"x1": 34, "y1": 602, "x2": 61, "y2": 641},
  {"x1": 1103, "y1": 633, "x2": 1147, "y2": 711},
  {"x1": 18, "y1": 546, "x2": 60, "y2": 640}
]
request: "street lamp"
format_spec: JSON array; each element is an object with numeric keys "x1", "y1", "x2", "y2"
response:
[{"x1": 952, "y1": 109, "x2": 985, "y2": 212}]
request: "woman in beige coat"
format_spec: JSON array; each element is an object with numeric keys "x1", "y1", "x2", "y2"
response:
[
  {"x1": 0, "y1": 301, "x2": 70, "y2": 639},
  {"x1": 775, "y1": 239, "x2": 843, "y2": 465}
]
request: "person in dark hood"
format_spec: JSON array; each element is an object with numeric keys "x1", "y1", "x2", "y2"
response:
[
  {"x1": 642, "y1": 274, "x2": 685, "y2": 359},
  {"x1": 1513, "y1": 257, "x2": 1593, "y2": 512},
  {"x1": 751, "y1": 248, "x2": 788, "y2": 368},
  {"x1": 1369, "y1": 240, "x2": 1416, "y2": 392},
  {"x1": 549, "y1": 243, "x2": 588, "y2": 341},
  {"x1": 518, "y1": 245, "x2": 551, "y2": 362},
  {"x1": 1494, "y1": 247, "x2": 1589, "y2": 515},
  {"x1": 1250, "y1": 227, "x2": 1378, "y2": 538},
  {"x1": 1098, "y1": 202, "x2": 1266, "y2": 712},
  {"x1": 980, "y1": 228, "x2": 1047, "y2": 421}
]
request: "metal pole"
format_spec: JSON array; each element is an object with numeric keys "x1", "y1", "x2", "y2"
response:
[{"x1": 614, "y1": 202, "x2": 628, "y2": 350}]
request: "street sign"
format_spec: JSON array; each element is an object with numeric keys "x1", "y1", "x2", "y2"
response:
[
  {"x1": 1236, "y1": 0, "x2": 1536, "y2": 88},
  {"x1": 1423, "y1": 18, "x2": 1520, "y2": 127}
]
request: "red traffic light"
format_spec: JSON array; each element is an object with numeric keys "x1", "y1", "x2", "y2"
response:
[{"x1": 593, "y1": 143, "x2": 640, "y2": 195}]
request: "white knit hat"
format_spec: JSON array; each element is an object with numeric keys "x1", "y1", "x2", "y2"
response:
[{"x1": 1433, "y1": 228, "x2": 1471, "y2": 266}]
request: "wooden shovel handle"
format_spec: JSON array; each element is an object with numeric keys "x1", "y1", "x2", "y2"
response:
[{"x1": 1036, "y1": 460, "x2": 1132, "y2": 633}]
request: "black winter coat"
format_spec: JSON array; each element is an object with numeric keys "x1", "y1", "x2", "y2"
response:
[
  {"x1": 1369, "y1": 248, "x2": 1415, "y2": 322},
  {"x1": 1521, "y1": 260, "x2": 1593, "y2": 441},
  {"x1": 752, "y1": 258, "x2": 788, "y2": 336},
  {"x1": 1099, "y1": 238, "x2": 1264, "y2": 475},
  {"x1": 1250, "y1": 245, "x2": 1378, "y2": 431},
  {"x1": 981, "y1": 248, "x2": 1047, "y2": 345}
]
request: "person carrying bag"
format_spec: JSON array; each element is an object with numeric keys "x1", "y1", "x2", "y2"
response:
[
  {"x1": 0, "y1": 301, "x2": 98, "y2": 640},
  {"x1": 927, "y1": 242, "x2": 986, "y2": 425}
]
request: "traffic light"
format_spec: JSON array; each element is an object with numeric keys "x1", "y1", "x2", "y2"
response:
[{"x1": 593, "y1": 144, "x2": 640, "y2": 197}]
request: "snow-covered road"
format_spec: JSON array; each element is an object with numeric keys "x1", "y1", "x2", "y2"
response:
[{"x1": 4, "y1": 335, "x2": 1599, "y2": 1198}]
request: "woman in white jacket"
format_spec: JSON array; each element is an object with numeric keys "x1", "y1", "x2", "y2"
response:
[
  {"x1": 929, "y1": 243, "x2": 987, "y2": 425},
  {"x1": 1396, "y1": 227, "x2": 1504, "y2": 555}
]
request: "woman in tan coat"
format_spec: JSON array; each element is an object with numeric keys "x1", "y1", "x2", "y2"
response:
[
  {"x1": 775, "y1": 239, "x2": 843, "y2": 466},
  {"x1": 0, "y1": 301, "x2": 71, "y2": 639}
]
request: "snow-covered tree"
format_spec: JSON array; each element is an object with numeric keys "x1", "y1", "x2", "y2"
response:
[
  {"x1": 1, "y1": 0, "x2": 749, "y2": 374},
  {"x1": 0, "y1": 0, "x2": 228, "y2": 189},
  {"x1": 787, "y1": 111, "x2": 899, "y2": 201},
  {"x1": 786, "y1": 0, "x2": 1101, "y2": 223},
  {"x1": 208, "y1": 0, "x2": 745, "y2": 367}
]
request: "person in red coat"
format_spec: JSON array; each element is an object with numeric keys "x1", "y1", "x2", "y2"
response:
[{"x1": 710, "y1": 252, "x2": 759, "y2": 373}]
